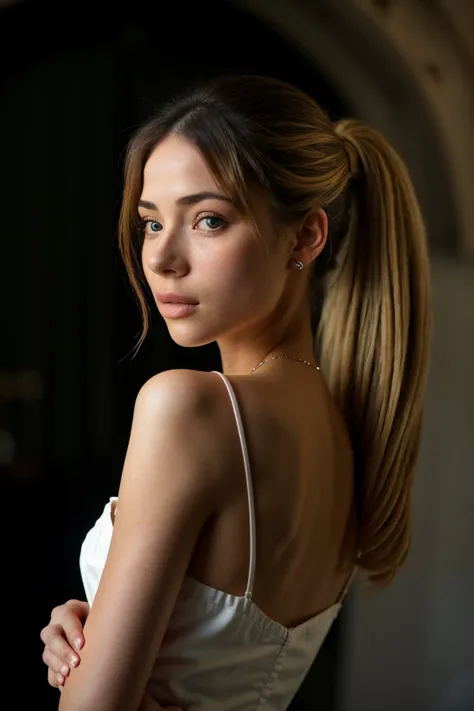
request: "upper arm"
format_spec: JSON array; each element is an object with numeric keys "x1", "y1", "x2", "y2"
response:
[{"x1": 58, "y1": 370, "x2": 226, "y2": 711}]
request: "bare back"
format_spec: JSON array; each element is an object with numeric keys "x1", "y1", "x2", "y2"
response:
[{"x1": 187, "y1": 368, "x2": 357, "y2": 628}]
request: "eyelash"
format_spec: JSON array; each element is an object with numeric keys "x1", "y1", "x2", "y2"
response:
[{"x1": 137, "y1": 212, "x2": 228, "y2": 235}]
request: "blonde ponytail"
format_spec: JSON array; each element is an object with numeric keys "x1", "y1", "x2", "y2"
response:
[{"x1": 318, "y1": 120, "x2": 431, "y2": 586}]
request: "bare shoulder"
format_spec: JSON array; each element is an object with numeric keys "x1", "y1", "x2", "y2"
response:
[
  {"x1": 136, "y1": 368, "x2": 214, "y2": 409},
  {"x1": 133, "y1": 368, "x2": 233, "y2": 492}
]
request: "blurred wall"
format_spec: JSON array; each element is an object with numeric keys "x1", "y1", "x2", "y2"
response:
[
  {"x1": 340, "y1": 257, "x2": 474, "y2": 711},
  {"x1": 236, "y1": 0, "x2": 473, "y2": 257}
]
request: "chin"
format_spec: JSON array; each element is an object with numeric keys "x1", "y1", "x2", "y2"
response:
[{"x1": 165, "y1": 323, "x2": 217, "y2": 349}]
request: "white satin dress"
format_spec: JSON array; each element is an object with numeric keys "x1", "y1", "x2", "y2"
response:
[{"x1": 79, "y1": 370, "x2": 352, "y2": 710}]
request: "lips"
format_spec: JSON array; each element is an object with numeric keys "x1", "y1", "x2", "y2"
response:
[
  {"x1": 158, "y1": 302, "x2": 198, "y2": 318},
  {"x1": 155, "y1": 292, "x2": 199, "y2": 305}
]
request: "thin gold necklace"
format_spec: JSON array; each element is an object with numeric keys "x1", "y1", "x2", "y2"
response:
[{"x1": 250, "y1": 355, "x2": 320, "y2": 374}]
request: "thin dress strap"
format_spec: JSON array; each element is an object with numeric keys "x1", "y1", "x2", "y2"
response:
[
  {"x1": 211, "y1": 371, "x2": 256, "y2": 600},
  {"x1": 336, "y1": 566, "x2": 357, "y2": 604}
]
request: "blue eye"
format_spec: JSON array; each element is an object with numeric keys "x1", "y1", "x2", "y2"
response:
[
  {"x1": 146, "y1": 221, "x2": 162, "y2": 234},
  {"x1": 205, "y1": 216, "x2": 221, "y2": 229},
  {"x1": 196, "y1": 215, "x2": 226, "y2": 231},
  {"x1": 139, "y1": 219, "x2": 162, "y2": 235}
]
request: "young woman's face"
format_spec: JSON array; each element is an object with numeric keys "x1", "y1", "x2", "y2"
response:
[{"x1": 139, "y1": 134, "x2": 293, "y2": 350}]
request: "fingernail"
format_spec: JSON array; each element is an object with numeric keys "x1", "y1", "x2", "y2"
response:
[
  {"x1": 68, "y1": 654, "x2": 79, "y2": 666},
  {"x1": 74, "y1": 638, "x2": 83, "y2": 649},
  {"x1": 61, "y1": 665, "x2": 69, "y2": 676},
  {"x1": 57, "y1": 673, "x2": 64, "y2": 685}
]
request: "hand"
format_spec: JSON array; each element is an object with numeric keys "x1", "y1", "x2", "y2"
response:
[
  {"x1": 40, "y1": 600, "x2": 183, "y2": 710},
  {"x1": 40, "y1": 599, "x2": 89, "y2": 689}
]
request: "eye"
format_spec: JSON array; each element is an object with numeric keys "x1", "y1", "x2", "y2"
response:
[
  {"x1": 195, "y1": 214, "x2": 227, "y2": 232},
  {"x1": 139, "y1": 218, "x2": 162, "y2": 235}
]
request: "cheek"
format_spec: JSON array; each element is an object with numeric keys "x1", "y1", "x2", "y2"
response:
[
  {"x1": 141, "y1": 247, "x2": 152, "y2": 285},
  {"x1": 211, "y1": 243, "x2": 258, "y2": 290},
  {"x1": 209, "y1": 245, "x2": 275, "y2": 315}
]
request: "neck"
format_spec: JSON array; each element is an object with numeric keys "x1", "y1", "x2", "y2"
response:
[{"x1": 217, "y1": 300, "x2": 317, "y2": 376}]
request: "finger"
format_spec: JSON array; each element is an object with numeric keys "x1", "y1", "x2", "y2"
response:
[
  {"x1": 47, "y1": 667, "x2": 63, "y2": 689},
  {"x1": 50, "y1": 599, "x2": 90, "y2": 623},
  {"x1": 42, "y1": 647, "x2": 71, "y2": 677},
  {"x1": 51, "y1": 602, "x2": 89, "y2": 651},
  {"x1": 41, "y1": 624, "x2": 80, "y2": 668}
]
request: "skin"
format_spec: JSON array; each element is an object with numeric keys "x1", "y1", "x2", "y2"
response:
[
  {"x1": 40, "y1": 135, "x2": 338, "y2": 710},
  {"x1": 139, "y1": 134, "x2": 327, "y2": 373}
]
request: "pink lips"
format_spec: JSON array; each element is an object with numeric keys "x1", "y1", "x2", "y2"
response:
[
  {"x1": 158, "y1": 302, "x2": 198, "y2": 318},
  {"x1": 155, "y1": 291, "x2": 198, "y2": 305},
  {"x1": 155, "y1": 292, "x2": 199, "y2": 318}
]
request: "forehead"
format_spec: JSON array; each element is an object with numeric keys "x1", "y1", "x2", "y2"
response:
[
  {"x1": 142, "y1": 135, "x2": 219, "y2": 195},
  {"x1": 140, "y1": 133, "x2": 278, "y2": 246}
]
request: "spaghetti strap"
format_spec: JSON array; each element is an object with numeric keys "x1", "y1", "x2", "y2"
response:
[
  {"x1": 211, "y1": 371, "x2": 256, "y2": 600},
  {"x1": 337, "y1": 566, "x2": 357, "y2": 604}
]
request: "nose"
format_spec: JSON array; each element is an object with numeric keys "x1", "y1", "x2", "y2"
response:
[{"x1": 143, "y1": 228, "x2": 190, "y2": 277}]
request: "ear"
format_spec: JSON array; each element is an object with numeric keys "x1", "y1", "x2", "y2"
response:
[{"x1": 291, "y1": 208, "x2": 328, "y2": 265}]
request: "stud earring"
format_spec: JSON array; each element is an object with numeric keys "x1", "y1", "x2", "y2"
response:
[{"x1": 294, "y1": 260, "x2": 304, "y2": 270}]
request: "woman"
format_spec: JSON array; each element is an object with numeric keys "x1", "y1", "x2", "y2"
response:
[{"x1": 40, "y1": 75, "x2": 431, "y2": 710}]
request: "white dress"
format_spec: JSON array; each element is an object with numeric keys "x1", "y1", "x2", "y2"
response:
[{"x1": 80, "y1": 371, "x2": 351, "y2": 710}]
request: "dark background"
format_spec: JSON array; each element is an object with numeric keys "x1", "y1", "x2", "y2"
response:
[{"x1": 1, "y1": 1, "x2": 350, "y2": 709}]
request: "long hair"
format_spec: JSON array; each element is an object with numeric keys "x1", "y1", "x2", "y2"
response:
[{"x1": 118, "y1": 75, "x2": 431, "y2": 586}]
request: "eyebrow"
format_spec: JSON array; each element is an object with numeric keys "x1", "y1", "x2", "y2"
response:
[{"x1": 138, "y1": 192, "x2": 233, "y2": 211}]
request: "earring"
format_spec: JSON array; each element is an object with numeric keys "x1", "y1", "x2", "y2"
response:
[{"x1": 294, "y1": 259, "x2": 304, "y2": 270}]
